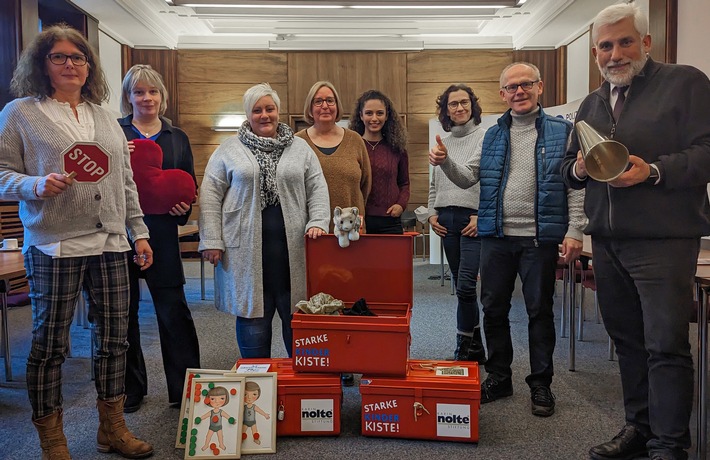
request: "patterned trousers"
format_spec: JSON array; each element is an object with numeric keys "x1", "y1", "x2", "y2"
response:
[{"x1": 25, "y1": 247, "x2": 131, "y2": 419}]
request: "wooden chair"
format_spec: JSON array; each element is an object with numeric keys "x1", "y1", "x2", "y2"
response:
[{"x1": 0, "y1": 201, "x2": 29, "y2": 306}]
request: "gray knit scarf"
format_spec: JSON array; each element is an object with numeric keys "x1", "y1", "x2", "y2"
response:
[{"x1": 238, "y1": 120, "x2": 294, "y2": 209}]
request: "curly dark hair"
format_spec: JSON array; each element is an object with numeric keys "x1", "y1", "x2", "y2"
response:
[
  {"x1": 435, "y1": 84, "x2": 483, "y2": 132},
  {"x1": 10, "y1": 23, "x2": 109, "y2": 104},
  {"x1": 349, "y1": 89, "x2": 408, "y2": 155}
]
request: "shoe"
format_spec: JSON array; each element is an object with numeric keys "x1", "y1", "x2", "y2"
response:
[
  {"x1": 96, "y1": 396, "x2": 153, "y2": 458},
  {"x1": 589, "y1": 424, "x2": 651, "y2": 460},
  {"x1": 123, "y1": 395, "x2": 143, "y2": 414},
  {"x1": 530, "y1": 386, "x2": 555, "y2": 417},
  {"x1": 341, "y1": 373, "x2": 355, "y2": 387},
  {"x1": 454, "y1": 334, "x2": 473, "y2": 361},
  {"x1": 480, "y1": 376, "x2": 513, "y2": 404},
  {"x1": 468, "y1": 328, "x2": 487, "y2": 364}
]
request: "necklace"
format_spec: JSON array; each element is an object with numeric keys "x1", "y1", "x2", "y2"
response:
[
  {"x1": 133, "y1": 119, "x2": 161, "y2": 138},
  {"x1": 364, "y1": 138, "x2": 381, "y2": 151}
]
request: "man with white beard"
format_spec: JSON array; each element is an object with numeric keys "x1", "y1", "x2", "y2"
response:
[{"x1": 561, "y1": 3, "x2": 710, "y2": 460}]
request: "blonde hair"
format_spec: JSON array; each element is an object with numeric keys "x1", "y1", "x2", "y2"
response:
[{"x1": 302, "y1": 81, "x2": 343, "y2": 125}]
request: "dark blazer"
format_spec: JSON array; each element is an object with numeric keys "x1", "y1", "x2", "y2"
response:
[{"x1": 118, "y1": 115, "x2": 198, "y2": 287}]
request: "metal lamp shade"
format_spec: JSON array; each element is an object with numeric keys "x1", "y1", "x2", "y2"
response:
[{"x1": 575, "y1": 120, "x2": 629, "y2": 182}]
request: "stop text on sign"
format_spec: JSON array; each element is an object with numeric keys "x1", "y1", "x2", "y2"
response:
[{"x1": 61, "y1": 141, "x2": 112, "y2": 184}]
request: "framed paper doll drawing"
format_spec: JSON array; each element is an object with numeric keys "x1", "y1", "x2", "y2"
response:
[
  {"x1": 185, "y1": 376, "x2": 245, "y2": 459},
  {"x1": 176, "y1": 368, "x2": 231, "y2": 448},
  {"x1": 225, "y1": 372, "x2": 277, "y2": 454}
]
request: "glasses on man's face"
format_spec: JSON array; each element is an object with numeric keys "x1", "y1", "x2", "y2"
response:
[
  {"x1": 502, "y1": 80, "x2": 539, "y2": 94},
  {"x1": 447, "y1": 99, "x2": 471, "y2": 110},
  {"x1": 46, "y1": 53, "x2": 88, "y2": 66},
  {"x1": 313, "y1": 97, "x2": 336, "y2": 107}
]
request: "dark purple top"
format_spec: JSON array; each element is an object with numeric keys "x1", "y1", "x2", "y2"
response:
[{"x1": 365, "y1": 141, "x2": 410, "y2": 217}]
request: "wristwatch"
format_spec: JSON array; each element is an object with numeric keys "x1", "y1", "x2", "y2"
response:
[{"x1": 646, "y1": 165, "x2": 660, "y2": 185}]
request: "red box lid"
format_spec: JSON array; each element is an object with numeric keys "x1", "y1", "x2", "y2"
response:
[{"x1": 305, "y1": 234, "x2": 413, "y2": 306}]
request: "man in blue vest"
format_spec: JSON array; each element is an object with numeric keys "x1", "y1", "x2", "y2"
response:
[
  {"x1": 562, "y1": 4, "x2": 710, "y2": 460},
  {"x1": 430, "y1": 62, "x2": 585, "y2": 417}
]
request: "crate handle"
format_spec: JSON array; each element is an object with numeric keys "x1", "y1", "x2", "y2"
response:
[
  {"x1": 277, "y1": 402, "x2": 285, "y2": 421},
  {"x1": 346, "y1": 334, "x2": 351, "y2": 344},
  {"x1": 413, "y1": 402, "x2": 429, "y2": 421}
]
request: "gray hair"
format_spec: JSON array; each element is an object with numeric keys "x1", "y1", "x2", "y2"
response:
[
  {"x1": 499, "y1": 62, "x2": 541, "y2": 87},
  {"x1": 243, "y1": 83, "x2": 281, "y2": 115},
  {"x1": 120, "y1": 64, "x2": 168, "y2": 116},
  {"x1": 302, "y1": 81, "x2": 344, "y2": 125},
  {"x1": 591, "y1": 2, "x2": 648, "y2": 43}
]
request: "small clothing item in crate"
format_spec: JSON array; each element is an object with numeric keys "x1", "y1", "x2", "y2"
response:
[{"x1": 343, "y1": 298, "x2": 376, "y2": 316}]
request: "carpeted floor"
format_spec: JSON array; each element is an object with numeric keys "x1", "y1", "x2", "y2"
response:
[{"x1": 0, "y1": 259, "x2": 701, "y2": 459}]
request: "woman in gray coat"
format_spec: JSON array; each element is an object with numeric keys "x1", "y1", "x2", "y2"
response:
[{"x1": 199, "y1": 83, "x2": 330, "y2": 358}]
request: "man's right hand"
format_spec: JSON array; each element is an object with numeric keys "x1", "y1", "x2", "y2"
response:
[
  {"x1": 429, "y1": 135, "x2": 448, "y2": 166},
  {"x1": 35, "y1": 173, "x2": 74, "y2": 198},
  {"x1": 574, "y1": 150, "x2": 588, "y2": 179},
  {"x1": 428, "y1": 215, "x2": 447, "y2": 237},
  {"x1": 202, "y1": 249, "x2": 222, "y2": 266}
]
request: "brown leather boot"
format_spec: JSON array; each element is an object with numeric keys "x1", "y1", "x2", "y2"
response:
[
  {"x1": 96, "y1": 396, "x2": 153, "y2": 459},
  {"x1": 32, "y1": 410, "x2": 72, "y2": 460}
]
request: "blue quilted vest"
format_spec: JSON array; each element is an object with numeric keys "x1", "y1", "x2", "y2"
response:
[{"x1": 478, "y1": 107, "x2": 572, "y2": 243}]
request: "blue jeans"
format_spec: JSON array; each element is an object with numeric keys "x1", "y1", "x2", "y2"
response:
[
  {"x1": 437, "y1": 206, "x2": 482, "y2": 334},
  {"x1": 480, "y1": 237, "x2": 557, "y2": 388},
  {"x1": 236, "y1": 204, "x2": 293, "y2": 358}
]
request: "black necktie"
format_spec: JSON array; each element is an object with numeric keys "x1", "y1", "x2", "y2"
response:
[{"x1": 613, "y1": 86, "x2": 628, "y2": 122}]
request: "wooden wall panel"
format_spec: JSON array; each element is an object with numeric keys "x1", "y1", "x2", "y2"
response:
[
  {"x1": 407, "y1": 82, "x2": 507, "y2": 115},
  {"x1": 407, "y1": 113, "x2": 433, "y2": 145},
  {"x1": 407, "y1": 50, "x2": 511, "y2": 83},
  {"x1": 179, "y1": 114, "x2": 235, "y2": 146},
  {"x1": 287, "y1": 52, "x2": 319, "y2": 116},
  {"x1": 376, "y1": 53, "x2": 408, "y2": 114},
  {"x1": 407, "y1": 143, "x2": 430, "y2": 175},
  {"x1": 178, "y1": 83, "x2": 289, "y2": 115},
  {"x1": 408, "y1": 173, "x2": 429, "y2": 205},
  {"x1": 178, "y1": 51, "x2": 288, "y2": 84},
  {"x1": 191, "y1": 145, "x2": 218, "y2": 173}
]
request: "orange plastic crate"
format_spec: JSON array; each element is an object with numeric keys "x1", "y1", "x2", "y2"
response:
[
  {"x1": 235, "y1": 358, "x2": 342, "y2": 436},
  {"x1": 292, "y1": 235, "x2": 413, "y2": 376},
  {"x1": 359, "y1": 360, "x2": 481, "y2": 442}
]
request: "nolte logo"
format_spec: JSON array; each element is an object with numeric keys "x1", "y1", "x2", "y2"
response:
[
  {"x1": 301, "y1": 399, "x2": 334, "y2": 432},
  {"x1": 436, "y1": 403, "x2": 471, "y2": 438}
]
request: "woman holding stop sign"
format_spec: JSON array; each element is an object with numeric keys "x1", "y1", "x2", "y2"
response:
[{"x1": 0, "y1": 24, "x2": 154, "y2": 459}]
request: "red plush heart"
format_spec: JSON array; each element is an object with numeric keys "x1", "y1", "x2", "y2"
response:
[{"x1": 130, "y1": 139, "x2": 196, "y2": 215}]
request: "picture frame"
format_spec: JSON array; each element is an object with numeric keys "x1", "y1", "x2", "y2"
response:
[
  {"x1": 184, "y1": 376, "x2": 245, "y2": 459},
  {"x1": 176, "y1": 368, "x2": 233, "y2": 449},
  {"x1": 224, "y1": 372, "x2": 278, "y2": 455}
]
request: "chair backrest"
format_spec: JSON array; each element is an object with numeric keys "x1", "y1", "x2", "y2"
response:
[
  {"x1": 0, "y1": 201, "x2": 28, "y2": 294},
  {"x1": 400, "y1": 210, "x2": 417, "y2": 231}
]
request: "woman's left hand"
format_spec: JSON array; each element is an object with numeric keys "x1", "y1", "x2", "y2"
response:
[
  {"x1": 461, "y1": 215, "x2": 478, "y2": 238},
  {"x1": 133, "y1": 238, "x2": 154, "y2": 271},
  {"x1": 127, "y1": 140, "x2": 135, "y2": 154},
  {"x1": 169, "y1": 201, "x2": 191, "y2": 216},
  {"x1": 306, "y1": 227, "x2": 326, "y2": 239},
  {"x1": 387, "y1": 204, "x2": 403, "y2": 218}
]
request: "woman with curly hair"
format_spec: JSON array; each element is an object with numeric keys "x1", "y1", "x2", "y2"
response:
[
  {"x1": 428, "y1": 83, "x2": 486, "y2": 363},
  {"x1": 349, "y1": 90, "x2": 409, "y2": 234}
]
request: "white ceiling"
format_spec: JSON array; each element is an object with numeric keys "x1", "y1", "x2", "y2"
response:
[{"x1": 69, "y1": 0, "x2": 619, "y2": 51}]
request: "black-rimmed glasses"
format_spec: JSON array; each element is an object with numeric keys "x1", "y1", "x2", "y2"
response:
[
  {"x1": 502, "y1": 80, "x2": 539, "y2": 94},
  {"x1": 313, "y1": 97, "x2": 336, "y2": 107},
  {"x1": 447, "y1": 99, "x2": 471, "y2": 110},
  {"x1": 46, "y1": 53, "x2": 88, "y2": 66}
]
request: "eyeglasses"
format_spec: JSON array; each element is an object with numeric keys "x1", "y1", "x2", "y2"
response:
[
  {"x1": 502, "y1": 80, "x2": 539, "y2": 94},
  {"x1": 46, "y1": 53, "x2": 88, "y2": 66},
  {"x1": 313, "y1": 97, "x2": 336, "y2": 107},
  {"x1": 447, "y1": 99, "x2": 471, "y2": 110}
]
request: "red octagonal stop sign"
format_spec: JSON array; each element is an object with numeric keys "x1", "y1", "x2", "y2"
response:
[{"x1": 61, "y1": 141, "x2": 112, "y2": 183}]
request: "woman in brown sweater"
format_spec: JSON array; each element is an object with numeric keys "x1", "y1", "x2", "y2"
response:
[{"x1": 296, "y1": 81, "x2": 371, "y2": 233}]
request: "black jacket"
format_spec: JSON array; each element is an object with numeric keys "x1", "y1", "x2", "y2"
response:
[
  {"x1": 561, "y1": 58, "x2": 710, "y2": 239},
  {"x1": 118, "y1": 115, "x2": 198, "y2": 286}
]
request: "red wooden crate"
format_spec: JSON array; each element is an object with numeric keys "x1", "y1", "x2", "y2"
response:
[
  {"x1": 291, "y1": 235, "x2": 413, "y2": 376},
  {"x1": 359, "y1": 360, "x2": 481, "y2": 442},
  {"x1": 235, "y1": 358, "x2": 342, "y2": 436}
]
